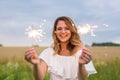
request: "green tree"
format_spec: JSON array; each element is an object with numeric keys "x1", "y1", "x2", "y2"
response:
[
  {"x1": 0, "y1": 44, "x2": 3, "y2": 47},
  {"x1": 92, "y1": 42, "x2": 120, "y2": 46}
]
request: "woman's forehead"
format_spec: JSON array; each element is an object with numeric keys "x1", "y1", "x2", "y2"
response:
[{"x1": 57, "y1": 20, "x2": 67, "y2": 26}]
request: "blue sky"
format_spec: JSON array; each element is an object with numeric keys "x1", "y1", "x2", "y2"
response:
[{"x1": 0, "y1": 0, "x2": 120, "y2": 46}]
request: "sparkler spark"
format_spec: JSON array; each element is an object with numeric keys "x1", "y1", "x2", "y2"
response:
[
  {"x1": 25, "y1": 19, "x2": 47, "y2": 44},
  {"x1": 77, "y1": 24, "x2": 98, "y2": 37},
  {"x1": 25, "y1": 26, "x2": 45, "y2": 42}
]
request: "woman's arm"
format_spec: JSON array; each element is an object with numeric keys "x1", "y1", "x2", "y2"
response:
[
  {"x1": 78, "y1": 64, "x2": 88, "y2": 80},
  {"x1": 33, "y1": 59, "x2": 48, "y2": 80},
  {"x1": 78, "y1": 48, "x2": 92, "y2": 80},
  {"x1": 24, "y1": 48, "x2": 48, "y2": 80}
]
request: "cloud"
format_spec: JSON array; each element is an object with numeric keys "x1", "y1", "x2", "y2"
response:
[{"x1": 0, "y1": 0, "x2": 120, "y2": 46}]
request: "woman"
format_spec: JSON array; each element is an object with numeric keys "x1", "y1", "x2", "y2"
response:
[{"x1": 24, "y1": 16, "x2": 97, "y2": 80}]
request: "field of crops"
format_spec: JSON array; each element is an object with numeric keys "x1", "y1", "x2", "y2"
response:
[{"x1": 0, "y1": 46, "x2": 120, "y2": 80}]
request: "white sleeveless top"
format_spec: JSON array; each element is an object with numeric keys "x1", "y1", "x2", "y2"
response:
[{"x1": 38, "y1": 47, "x2": 97, "y2": 80}]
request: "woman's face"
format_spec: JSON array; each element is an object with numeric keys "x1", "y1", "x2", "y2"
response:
[{"x1": 55, "y1": 20, "x2": 71, "y2": 43}]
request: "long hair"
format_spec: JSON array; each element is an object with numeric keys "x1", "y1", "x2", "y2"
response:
[{"x1": 52, "y1": 16, "x2": 83, "y2": 55}]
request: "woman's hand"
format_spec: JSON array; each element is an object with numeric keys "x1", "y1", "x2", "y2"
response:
[
  {"x1": 24, "y1": 48, "x2": 39, "y2": 65},
  {"x1": 79, "y1": 48, "x2": 92, "y2": 64}
]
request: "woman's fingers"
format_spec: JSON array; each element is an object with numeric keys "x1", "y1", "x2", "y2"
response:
[
  {"x1": 25, "y1": 50, "x2": 35, "y2": 57},
  {"x1": 24, "y1": 48, "x2": 37, "y2": 62},
  {"x1": 82, "y1": 53, "x2": 91, "y2": 63},
  {"x1": 80, "y1": 55, "x2": 89, "y2": 64},
  {"x1": 79, "y1": 48, "x2": 92, "y2": 64},
  {"x1": 82, "y1": 48, "x2": 92, "y2": 60},
  {"x1": 25, "y1": 48, "x2": 36, "y2": 54},
  {"x1": 25, "y1": 52, "x2": 34, "y2": 61}
]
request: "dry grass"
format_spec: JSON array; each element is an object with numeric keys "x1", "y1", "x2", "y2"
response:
[
  {"x1": 0, "y1": 46, "x2": 120, "y2": 62},
  {"x1": 88, "y1": 46, "x2": 120, "y2": 61},
  {"x1": 0, "y1": 46, "x2": 46, "y2": 62}
]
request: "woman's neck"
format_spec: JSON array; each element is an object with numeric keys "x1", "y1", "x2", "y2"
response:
[
  {"x1": 59, "y1": 42, "x2": 71, "y2": 56},
  {"x1": 60, "y1": 42, "x2": 68, "y2": 50}
]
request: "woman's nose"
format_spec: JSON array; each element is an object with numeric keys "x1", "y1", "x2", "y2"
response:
[{"x1": 61, "y1": 29, "x2": 66, "y2": 33}]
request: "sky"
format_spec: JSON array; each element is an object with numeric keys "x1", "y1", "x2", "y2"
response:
[{"x1": 0, "y1": 0, "x2": 120, "y2": 47}]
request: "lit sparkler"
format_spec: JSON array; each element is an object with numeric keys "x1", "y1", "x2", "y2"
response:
[
  {"x1": 77, "y1": 24, "x2": 98, "y2": 37},
  {"x1": 77, "y1": 23, "x2": 109, "y2": 37},
  {"x1": 25, "y1": 19, "x2": 46, "y2": 45},
  {"x1": 25, "y1": 26, "x2": 45, "y2": 42}
]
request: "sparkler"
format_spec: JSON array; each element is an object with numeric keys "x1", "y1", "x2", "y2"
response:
[
  {"x1": 77, "y1": 23, "x2": 109, "y2": 37},
  {"x1": 77, "y1": 24, "x2": 98, "y2": 37},
  {"x1": 25, "y1": 26, "x2": 45, "y2": 42},
  {"x1": 25, "y1": 19, "x2": 46, "y2": 45}
]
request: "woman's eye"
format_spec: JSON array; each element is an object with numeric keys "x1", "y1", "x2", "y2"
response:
[
  {"x1": 56, "y1": 28, "x2": 62, "y2": 31},
  {"x1": 65, "y1": 27, "x2": 70, "y2": 30},
  {"x1": 56, "y1": 27, "x2": 70, "y2": 31}
]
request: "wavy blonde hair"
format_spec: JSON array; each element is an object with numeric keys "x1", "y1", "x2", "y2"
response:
[{"x1": 52, "y1": 16, "x2": 83, "y2": 55}]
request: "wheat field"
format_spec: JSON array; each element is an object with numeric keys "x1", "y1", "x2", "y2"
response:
[
  {"x1": 0, "y1": 46, "x2": 119, "y2": 61},
  {"x1": 0, "y1": 46, "x2": 120, "y2": 80}
]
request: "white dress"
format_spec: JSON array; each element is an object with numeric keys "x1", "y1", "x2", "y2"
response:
[{"x1": 38, "y1": 47, "x2": 97, "y2": 80}]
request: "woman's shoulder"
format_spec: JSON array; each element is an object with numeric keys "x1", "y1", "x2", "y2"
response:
[
  {"x1": 43, "y1": 47, "x2": 53, "y2": 51},
  {"x1": 38, "y1": 47, "x2": 54, "y2": 60},
  {"x1": 74, "y1": 46, "x2": 83, "y2": 56},
  {"x1": 74, "y1": 46, "x2": 83, "y2": 52},
  {"x1": 40, "y1": 47, "x2": 54, "y2": 56}
]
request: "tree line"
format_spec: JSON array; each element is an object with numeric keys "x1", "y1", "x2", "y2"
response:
[
  {"x1": 1, "y1": 42, "x2": 120, "y2": 47},
  {"x1": 92, "y1": 42, "x2": 120, "y2": 46}
]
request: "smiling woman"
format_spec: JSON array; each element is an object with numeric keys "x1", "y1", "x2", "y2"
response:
[
  {"x1": 24, "y1": 16, "x2": 97, "y2": 80},
  {"x1": 52, "y1": 16, "x2": 82, "y2": 56}
]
